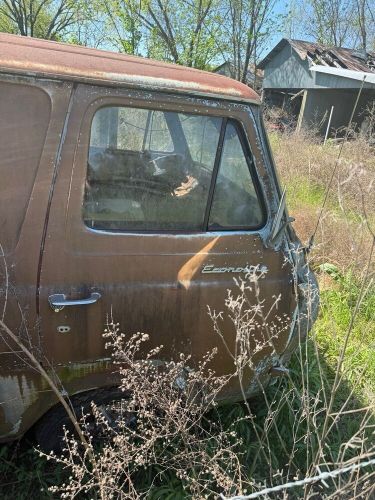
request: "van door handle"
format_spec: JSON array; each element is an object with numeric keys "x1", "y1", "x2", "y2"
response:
[{"x1": 48, "y1": 292, "x2": 101, "y2": 312}]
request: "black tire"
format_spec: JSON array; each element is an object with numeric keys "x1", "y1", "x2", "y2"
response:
[{"x1": 34, "y1": 387, "x2": 131, "y2": 454}]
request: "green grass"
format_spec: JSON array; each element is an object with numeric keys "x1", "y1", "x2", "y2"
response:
[
  {"x1": 0, "y1": 443, "x2": 63, "y2": 499},
  {"x1": 289, "y1": 167, "x2": 375, "y2": 405},
  {"x1": 287, "y1": 179, "x2": 368, "y2": 226},
  {"x1": 287, "y1": 176, "x2": 325, "y2": 211},
  {"x1": 315, "y1": 268, "x2": 375, "y2": 400}
]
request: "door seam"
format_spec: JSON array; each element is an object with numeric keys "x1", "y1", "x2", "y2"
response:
[{"x1": 36, "y1": 83, "x2": 77, "y2": 324}]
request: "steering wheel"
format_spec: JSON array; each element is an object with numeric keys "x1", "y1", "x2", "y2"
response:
[{"x1": 148, "y1": 153, "x2": 185, "y2": 177}]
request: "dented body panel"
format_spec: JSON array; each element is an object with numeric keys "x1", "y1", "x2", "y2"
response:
[{"x1": 0, "y1": 35, "x2": 318, "y2": 442}]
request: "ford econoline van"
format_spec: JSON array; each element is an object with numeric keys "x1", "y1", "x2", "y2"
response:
[{"x1": 0, "y1": 33, "x2": 318, "y2": 448}]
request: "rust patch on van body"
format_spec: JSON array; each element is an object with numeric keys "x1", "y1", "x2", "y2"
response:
[{"x1": 0, "y1": 33, "x2": 260, "y2": 103}]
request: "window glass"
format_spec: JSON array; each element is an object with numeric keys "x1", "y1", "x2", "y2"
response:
[
  {"x1": 84, "y1": 106, "x2": 222, "y2": 231},
  {"x1": 180, "y1": 115, "x2": 222, "y2": 165},
  {"x1": 91, "y1": 107, "x2": 149, "y2": 151},
  {"x1": 118, "y1": 107, "x2": 149, "y2": 151},
  {"x1": 208, "y1": 122, "x2": 264, "y2": 229},
  {"x1": 146, "y1": 111, "x2": 173, "y2": 152}
]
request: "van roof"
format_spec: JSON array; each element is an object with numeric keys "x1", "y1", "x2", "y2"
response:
[{"x1": 0, "y1": 34, "x2": 260, "y2": 104}]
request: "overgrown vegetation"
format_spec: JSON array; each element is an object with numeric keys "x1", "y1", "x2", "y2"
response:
[
  {"x1": 272, "y1": 126, "x2": 374, "y2": 394},
  {"x1": 1, "y1": 130, "x2": 374, "y2": 498},
  {"x1": 270, "y1": 129, "x2": 375, "y2": 272}
]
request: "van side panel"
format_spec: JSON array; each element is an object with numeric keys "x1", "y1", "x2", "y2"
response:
[
  {"x1": 0, "y1": 76, "x2": 72, "y2": 440},
  {"x1": 0, "y1": 82, "x2": 51, "y2": 254}
]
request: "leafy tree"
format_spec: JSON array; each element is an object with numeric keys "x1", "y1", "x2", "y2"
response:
[
  {"x1": 288, "y1": 0, "x2": 375, "y2": 50},
  {"x1": 0, "y1": 0, "x2": 80, "y2": 40},
  {"x1": 217, "y1": 0, "x2": 278, "y2": 83},
  {"x1": 62, "y1": 1, "x2": 109, "y2": 47},
  {"x1": 100, "y1": 0, "x2": 220, "y2": 68},
  {"x1": 98, "y1": 0, "x2": 143, "y2": 54},
  {"x1": 353, "y1": 0, "x2": 375, "y2": 50},
  {"x1": 97, "y1": 0, "x2": 280, "y2": 79},
  {"x1": 307, "y1": 0, "x2": 356, "y2": 46}
]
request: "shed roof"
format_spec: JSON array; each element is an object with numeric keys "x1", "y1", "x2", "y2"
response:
[
  {"x1": 0, "y1": 33, "x2": 260, "y2": 103},
  {"x1": 259, "y1": 38, "x2": 375, "y2": 73},
  {"x1": 310, "y1": 65, "x2": 375, "y2": 85}
]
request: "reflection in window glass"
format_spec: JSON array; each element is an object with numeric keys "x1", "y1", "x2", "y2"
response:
[
  {"x1": 208, "y1": 123, "x2": 264, "y2": 229},
  {"x1": 180, "y1": 115, "x2": 222, "y2": 165},
  {"x1": 118, "y1": 108, "x2": 149, "y2": 151},
  {"x1": 84, "y1": 106, "x2": 222, "y2": 231},
  {"x1": 90, "y1": 107, "x2": 119, "y2": 148},
  {"x1": 147, "y1": 111, "x2": 173, "y2": 152}
]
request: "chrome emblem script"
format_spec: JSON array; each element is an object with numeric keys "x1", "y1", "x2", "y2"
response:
[{"x1": 201, "y1": 264, "x2": 268, "y2": 274}]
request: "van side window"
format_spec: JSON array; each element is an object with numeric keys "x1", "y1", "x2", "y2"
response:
[
  {"x1": 84, "y1": 106, "x2": 222, "y2": 231},
  {"x1": 208, "y1": 122, "x2": 264, "y2": 230},
  {"x1": 180, "y1": 115, "x2": 220, "y2": 166}
]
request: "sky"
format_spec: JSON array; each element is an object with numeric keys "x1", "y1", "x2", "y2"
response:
[{"x1": 262, "y1": 0, "x2": 311, "y2": 56}]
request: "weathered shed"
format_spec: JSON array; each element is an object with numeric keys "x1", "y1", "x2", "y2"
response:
[
  {"x1": 213, "y1": 61, "x2": 263, "y2": 91},
  {"x1": 258, "y1": 39, "x2": 375, "y2": 138}
]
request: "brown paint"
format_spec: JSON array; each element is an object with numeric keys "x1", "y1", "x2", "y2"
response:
[{"x1": 0, "y1": 35, "x2": 318, "y2": 442}]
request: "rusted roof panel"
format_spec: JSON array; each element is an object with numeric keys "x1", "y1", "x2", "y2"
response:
[
  {"x1": 0, "y1": 33, "x2": 260, "y2": 103},
  {"x1": 259, "y1": 38, "x2": 375, "y2": 73},
  {"x1": 290, "y1": 39, "x2": 375, "y2": 72}
]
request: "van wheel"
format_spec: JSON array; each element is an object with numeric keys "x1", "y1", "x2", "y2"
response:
[{"x1": 34, "y1": 387, "x2": 132, "y2": 454}]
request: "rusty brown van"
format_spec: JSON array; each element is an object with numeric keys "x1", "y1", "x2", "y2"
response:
[{"x1": 0, "y1": 33, "x2": 319, "y2": 449}]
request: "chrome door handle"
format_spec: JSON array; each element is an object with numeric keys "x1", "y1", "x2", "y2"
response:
[{"x1": 48, "y1": 292, "x2": 101, "y2": 312}]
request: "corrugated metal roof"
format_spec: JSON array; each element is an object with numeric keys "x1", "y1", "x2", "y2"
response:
[
  {"x1": 259, "y1": 38, "x2": 375, "y2": 73},
  {"x1": 0, "y1": 33, "x2": 260, "y2": 103}
]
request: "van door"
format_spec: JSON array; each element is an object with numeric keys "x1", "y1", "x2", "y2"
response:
[{"x1": 39, "y1": 85, "x2": 294, "y2": 397}]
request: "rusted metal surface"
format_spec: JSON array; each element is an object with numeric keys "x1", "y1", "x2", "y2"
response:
[
  {"x1": 0, "y1": 59, "x2": 317, "y2": 443},
  {"x1": 290, "y1": 39, "x2": 375, "y2": 72},
  {"x1": 259, "y1": 38, "x2": 375, "y2": 73},
  {"x1": 0, "y1": 33, "x2": 260, "y2": 103}
]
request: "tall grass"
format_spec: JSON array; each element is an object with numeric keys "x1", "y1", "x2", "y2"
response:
[
  {"x1": 0, "y1": 130, "x2": 374, "y2": 498},
  {"x1": 269, "y1": 129, "x2": 374, "y2": 274}
]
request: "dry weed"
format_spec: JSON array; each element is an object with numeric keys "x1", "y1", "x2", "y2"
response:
[
  {"x1": 40, "y1": 326, "x2": 247, "y2": 499},
  {"x1": 269, "y1": 129, "x2": 375, "y2": 276},
  {"x1": 1, "y1": 124, "x2": 374, "y2": 499}
]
